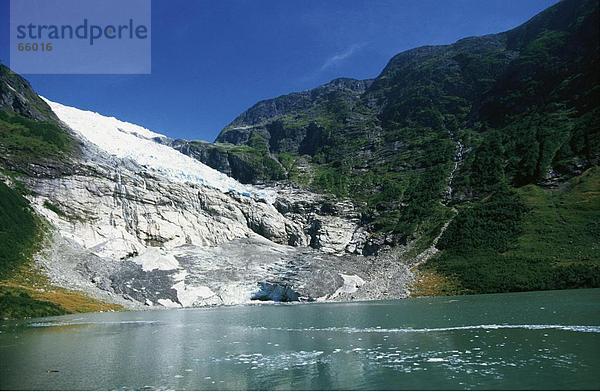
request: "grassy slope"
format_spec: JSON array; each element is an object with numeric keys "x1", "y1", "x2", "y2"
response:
[
  {"x1": 0, "y1": 111, "x2": 75, "y2": 164},
  {"x1": 1, "y1": 262, "x2": 122, "y2": 319},
  {"x1": 412, "y1": 167, "x2": 600, "y2": 295}
]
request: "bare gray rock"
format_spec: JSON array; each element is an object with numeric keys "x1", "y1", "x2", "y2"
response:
[{"x1": 23, "y1": 113, "x2": 410, "y2": 310}]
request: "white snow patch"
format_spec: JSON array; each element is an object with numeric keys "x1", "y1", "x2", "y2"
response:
[
  {"x1": 132, "y1": 247, "x2": 180, "y2": 271},
  {"x1": 172, "y1": 281, "x2": 217, "y2": 307},
  {"x1": 219, "y1": 283, "x2": 259, "y2": 305},
  {"x1": 171, "y1": 270, "x2": 218, "y2": 307},
  {"x1": 42, "y1": 97, "x2": 274, "y2": 200},
  {"x1": 89, "y1": 238, "x2": 139, "y2": 260},
  {"x1": 4, "y1": 82, "x2": 17, "y2": 92},
  {"x1": 157, "y1": 298, "x2": 180, "y2": 308},
  {"x1": 329, "y1": 274, "x2": 365, "y2": 299}
]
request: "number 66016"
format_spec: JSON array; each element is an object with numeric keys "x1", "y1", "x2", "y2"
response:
[{"x1": 17, "y1": 42, "x2": 53, "y2": 51}]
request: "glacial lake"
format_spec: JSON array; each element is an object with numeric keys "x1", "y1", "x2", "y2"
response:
[{"x1": 1, "y1": 289, "x2": 599, "y2": 390}]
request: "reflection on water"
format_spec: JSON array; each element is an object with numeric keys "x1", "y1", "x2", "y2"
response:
[{"x1": 1, "y1": 289, "x2": 599, "y2": 390}]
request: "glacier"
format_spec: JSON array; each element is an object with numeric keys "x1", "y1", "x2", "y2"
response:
[
  {"x1": 21, "y1": 99, "x2": 413, "y2": 308},
  {"x1": 43, "y1": 98, "x2": 272, "y2": 201}
]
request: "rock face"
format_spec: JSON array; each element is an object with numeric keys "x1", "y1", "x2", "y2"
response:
[
  {"x1": 27, "y1": 150, "x2": 306, "y2": 257},
  {"x1": 0, "y1": 65, "x2": 59, "y2": 122},
  {"x1": 167, "y1": 77, "x2": 381, "y2": 188},
  {"x1": 20, "y1": 98, "x2": 403, "y2": 309},
  {"x1": 222, "y1": 79, "x2": 371, "y2": 132},
  {"x1": 168, "y1": 139, "x2": 285, "y2": 184},
  {"x1": 216, "y1": 78, "x2": 373, "y2": 152},
  {"x1": 169, "y1": 140, "x2": 234, "y2": 177},
  {"x1": 271, "y1": 186, "x2": 366, "y2": 255}
]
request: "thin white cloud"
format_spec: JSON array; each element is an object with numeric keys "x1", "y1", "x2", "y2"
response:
[{"x1": 319, "y1": 43, "x2": 366, "y2": 71}]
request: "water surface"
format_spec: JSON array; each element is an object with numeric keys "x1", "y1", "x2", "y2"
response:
[{"x1": 1, "y1": 289, "x2": 599, "y2": 390}]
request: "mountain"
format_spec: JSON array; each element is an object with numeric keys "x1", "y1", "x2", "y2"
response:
[
  {"x1": 1, "y1": 0, "x2": 599, "y2": 319},
  {"x1": 168, "y1": 78, "x2": 373, "y2": 185},
  {"x1": 181, "y1": 0, "x2": 600, "y2": 294},
  {"x1": 0, "y1": 65, "x2": 409, "y2": 319}
]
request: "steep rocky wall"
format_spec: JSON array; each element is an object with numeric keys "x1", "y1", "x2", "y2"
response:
[{"x1": 24, "y1": 135, "x2": 396, "y2": 308}]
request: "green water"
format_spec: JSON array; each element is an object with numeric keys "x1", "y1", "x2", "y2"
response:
[{"x1": 1, "y1": 289, "x2": 599, "y2": 390}]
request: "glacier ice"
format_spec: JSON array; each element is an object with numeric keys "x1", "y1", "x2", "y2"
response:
[{"x1": 23, "y1": 99, "x2": 412, "y2": 308}]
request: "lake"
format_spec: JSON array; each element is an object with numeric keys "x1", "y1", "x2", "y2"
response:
[{"x1": 1, "y1": 289, "x2": 599, "y2": 390}]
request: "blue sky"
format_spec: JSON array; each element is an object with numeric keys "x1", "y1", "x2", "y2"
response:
[{"x1": 0, "y1": 0, "x2": 558, "y2": 141}]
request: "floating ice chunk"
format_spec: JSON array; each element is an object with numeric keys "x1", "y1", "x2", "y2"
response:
[{"x1": 427, "y1": 358, "x2": 445, "y2": 362}]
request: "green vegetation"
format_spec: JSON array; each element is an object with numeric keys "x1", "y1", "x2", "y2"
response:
[
  {"x1": 277, "y1": 152, "x2": 312, "y2": 186},
  {"x1": 0, "y1": 286, "x2": 65, "y2": 319},
  {"x1": 1, "y1": 260, "x2": 123, "y2": 319},
  {"x1": 0, "y1": 65, "x2": 111, "y2": 318},
  {"x1": 43, "y1": 200, "x2": 66, "y2": 217},
  {"x1": 1, "y1": 63, "x2": 76, "y2": 169},
  {"x1": 210, "y1": 141, "x2": 285, "y2": 183},
  {"x1": 0, "y1": 111, "x2": 74, "y2": 164},
  {"x1": 437, "y1": 190, "x2": 529, "y2": 253},
  {"x1": 424, "y1": 168, "x2": 600, "y2": 294},
  {"x1": 0, "y1": 181, "x2": 37, "y2": 278},
  {"x1": 0, "y1": 181, "x2": 67, "y2": 319}
]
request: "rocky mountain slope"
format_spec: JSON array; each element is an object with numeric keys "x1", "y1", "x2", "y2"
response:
[
  {"x1": 1, "y1": 0, "x2": 599, "y2": 318},
  {"x1": 1, "y1": 65, "x2": 411, "y2": 318},
  {"x1": 179, "y1": 0, "x2": 600, "y2": 294}
]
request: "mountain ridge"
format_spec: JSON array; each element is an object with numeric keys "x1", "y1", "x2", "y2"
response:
[
  {"x1": 176, "y1": 0, "x2": 600, "y2": 295},
  {"x1": 1, "y1": 65, "x2": 406, "y2": 318},
  {"x1": 0, "y1": 0, "x2": 599, "y2": 318}
]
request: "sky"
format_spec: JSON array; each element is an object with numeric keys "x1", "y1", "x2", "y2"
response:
[{"x1": 0, "y1": 0, "x2": 559, "y2": 141}]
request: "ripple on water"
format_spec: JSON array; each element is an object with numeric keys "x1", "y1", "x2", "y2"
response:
[
  {"x1": 254, "y1": 324, "x2": 600, "y2": 334},
  {"x1": 29, "y1": 320, "x2": 160, "y2": 328}
]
